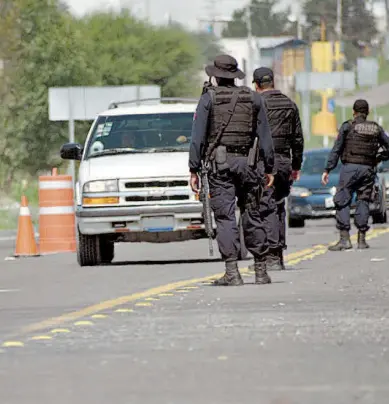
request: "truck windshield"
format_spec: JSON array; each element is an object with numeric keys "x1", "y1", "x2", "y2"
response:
[
  {"x1": 302, "y1": 152, "x2": 342, "y2": 175},
  {"x1": 85, "y1": 112, "x2": 194, "y2": 158}
]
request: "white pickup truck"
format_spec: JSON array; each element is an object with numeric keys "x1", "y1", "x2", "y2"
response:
[{"x1": 60, "y1": 98, "x2": 247, "y2": 266}]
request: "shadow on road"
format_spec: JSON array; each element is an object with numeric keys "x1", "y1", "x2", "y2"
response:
[{"x1": 110, "y1": 257, "x2": 233, "y2": 266}]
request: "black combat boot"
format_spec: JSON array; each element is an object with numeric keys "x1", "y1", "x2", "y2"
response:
[
  {"x1": 328, "y1": 230, "x2": 353, "y2": 251},
  {"x1": 213, "y1": 261, "x2": 244, "y2": 286},
  {"x1": 254, "y1": 258, "x2": 272, "y2": 285},
  {"x1": 357, "y1": 231, "x2": 370, "y2": 249},
  {"x1": 266, "y1": 249, "x2": 284, "y2": 271}
]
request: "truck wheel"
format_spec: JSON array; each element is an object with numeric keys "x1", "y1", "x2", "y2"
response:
[
  {"x1": 237, "y1": 214, "x2": 248, "y2": 260},
  {"x1": 77, "y1": 230, "x2": 101, "y2": 267},
  {"x1": 288, "y1": 218, "x2": 305, "y2": 228},
  {"x1": 372, "y1": 210, "x2": 387, "y2": 224},
  {"x1": 100, "y1": 238, "x2": 115, "y2": 264}
]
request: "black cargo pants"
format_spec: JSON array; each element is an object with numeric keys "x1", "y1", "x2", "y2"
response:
[
  {"x1": 334, "y1": 163, "x2": 376, "y2": 232},
  {"x1": 208, "y1": 155, "x2": 268, "y2": 261},
  {"x1": 260, "y1": 155, "x2": 292, "y2": 251}
]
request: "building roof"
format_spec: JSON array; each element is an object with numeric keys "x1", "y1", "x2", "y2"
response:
[{"x1": 220, "y1": 36, "x2": 306, "y2": 50}]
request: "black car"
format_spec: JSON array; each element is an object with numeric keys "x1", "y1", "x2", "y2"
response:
[{"x1": 287, "y1": 148, "x2": 387, "y2": 228}]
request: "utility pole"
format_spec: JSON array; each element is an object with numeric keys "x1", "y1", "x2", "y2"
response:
[
  {"x1": 246, "y1": 3, "x2": 253, "y2": 86},
  {"x1": 336, "y1": 0, "x2": 342, "y2": 41},
  {"x1": 145, "y1": 0, "x2": 150, "y2": 21},
  {"x1": 336, "y1": 0, "x2": 346, "y2": 122}
]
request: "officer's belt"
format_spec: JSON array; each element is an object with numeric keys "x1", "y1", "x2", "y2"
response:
[{"x1": 225, "y1": 145, "x2": 250, "y2": 156}]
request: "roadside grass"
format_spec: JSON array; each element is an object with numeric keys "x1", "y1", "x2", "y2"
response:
[{"x1": 0, "y1": 177, "x2": 39, "y2": 230}]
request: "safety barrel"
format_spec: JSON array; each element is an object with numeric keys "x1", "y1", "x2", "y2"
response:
[{"x1": 38, "y1": 168, "x2": 76, "y2": 254}]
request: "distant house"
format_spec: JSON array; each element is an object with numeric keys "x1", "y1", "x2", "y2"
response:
[{"x1": 199, "y1": 36, "x2": 308, "y2": 97}]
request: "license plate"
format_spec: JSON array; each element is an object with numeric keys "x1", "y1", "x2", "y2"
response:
[
  {"x1": 325, "y1": 197, "x2": 335, "y2": 208},
  {"x1": 142, "y1": 216, "x2": 174, "y2": 232}
]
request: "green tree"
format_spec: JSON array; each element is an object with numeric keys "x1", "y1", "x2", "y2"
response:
[
  {"x1": 0, "y1": 0, "x2": 92, "y2": 188},
  {"x1": 222, "y1": 0, "x2": 288, "y2": 37},
  {"x1": 193, "y1": 32, "x2": 222, "y2": 65},
  {"x1": 77, "y1": 11, "x2": 201, "y2": 97},
  {"x1": 303, "y1": 0, "x2": 378, "y2": 64},
  {"x1": 0, "y1": 4, "x2": 205, "y2": 191}
]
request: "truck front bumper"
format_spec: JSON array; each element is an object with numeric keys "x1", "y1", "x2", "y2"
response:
[{"x1": 76, "y1": 203, "x2": 208, "y2": 236}]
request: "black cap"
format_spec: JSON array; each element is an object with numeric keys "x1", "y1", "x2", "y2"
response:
[
  {"x1": 205, "y1": 55, "x2": 245, "y2": 80},
  {"x1": 353, "y1": 99, "x2": 369, "y2": 115},
  {"x1": 252, "y1": 67, "x2": 274, "y2": 84}
]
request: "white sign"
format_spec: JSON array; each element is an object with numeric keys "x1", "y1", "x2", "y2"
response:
[
  {"x1": 295, "y1": 72, "x2": 356, "y2": 92},
  {"x1": 357, "y1": 58, "x2": 379, "y2": 88},
  {"x1": 48, "y1": 85, "x2": 161, "y2": 121}
]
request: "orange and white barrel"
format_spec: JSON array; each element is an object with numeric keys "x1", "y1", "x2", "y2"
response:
[{"x1": 38, "y1": 168, "x2": 76, "y2": 254}]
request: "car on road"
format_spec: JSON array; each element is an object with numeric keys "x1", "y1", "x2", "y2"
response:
[
  {"x1": 288, "y1": 148, "x2": 387, "y2": 228},
  {"x1": 378, "y1": 159, "x2": 389, "y2": 209},
  {"x1": 60, "y1": 98, "x2": 247, "y2": 266}
]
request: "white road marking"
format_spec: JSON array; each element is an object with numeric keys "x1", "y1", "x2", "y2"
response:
[{"x1": 0, "y1": 289, "x2": 20, "y2": 293}]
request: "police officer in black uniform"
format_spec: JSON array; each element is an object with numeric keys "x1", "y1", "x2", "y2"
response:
[
  {"x1": 322, "y1": 99, "x2": 389, "y2": 250},
  {"x1": 189, "y1": 55, "x2": 275, "y2": 286},
  {"x1": 252, "y1": 67, "x2": 304, "y2": 270}
]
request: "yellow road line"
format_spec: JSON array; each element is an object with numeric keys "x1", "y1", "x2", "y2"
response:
[
  {"x1": 135, "y1": 302, "x2": 153, "y2": 307},
  {"x1": 2, "y1": 341, "x2": 24, "y2": 348},
  {"x1": 74, "y1": 321, "x2": 93, "y2": 326},
  {"x1": 91, "y1": 314, "x2": 107, "y2": 319},
  {"x1": 50, "y1": 329, "x2": 70, "y2": 334},
  {"x1": 30, "y1": 335, "x2": 52, "y2": 341},
  {"x1": 13, "y1": 228, "x2": 389, "y2": 337}
]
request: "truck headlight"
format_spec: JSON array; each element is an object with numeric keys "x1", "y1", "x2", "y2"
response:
[
  {"x1": 290, "y1": 186, "x2": 311, "y2": 197},
  {"x1": 83, "y1": 180, "x2": 118, "y2": 193}
]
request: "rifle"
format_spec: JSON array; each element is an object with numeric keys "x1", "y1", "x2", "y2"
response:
[
  {"x1": 247, "y1": 136, "x2": 259, "y2": 168},
  {"x1": 199, "y1": 90, "x2": 240, "y2": 256},
  {"x1": 201, "y1": 78, "x2": 213, "y2": 95},
  {"x1": 199, "y1": 161, "x2": 214, "y2": 256}
]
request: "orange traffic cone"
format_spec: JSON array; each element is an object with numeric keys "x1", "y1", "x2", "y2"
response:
[{"x1": 14, "y1": 195, "x2": 39, "y2": 257}]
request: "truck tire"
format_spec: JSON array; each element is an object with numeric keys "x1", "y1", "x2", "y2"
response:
[
  {"x1": 100, "y1": 238, "x2": 115, "y2": 264},
  {"x1": 288, "y1": 218, "x2": 305, "y2": 228},
  {"x1": 372, "y1": 210, "x2": 387, "y2": 224},
  {"x1": 77, "y1": 230, "x2": 101, "y2": 267}
]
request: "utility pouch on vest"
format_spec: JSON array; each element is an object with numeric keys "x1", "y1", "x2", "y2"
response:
[{"x1": 215, "y1": 146, "x2": 229, "y2": 172}]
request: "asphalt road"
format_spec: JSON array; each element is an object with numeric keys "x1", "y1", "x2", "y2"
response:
[{"x1": 1, "y1": 219, "x2": 389, "y2": 404}]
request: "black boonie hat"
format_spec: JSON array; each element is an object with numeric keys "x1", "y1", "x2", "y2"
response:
[
  {"x1": 205, "y1": 55, "x2": 245, "y2": 80},
  {"x1": 252, "y1": 67, "x2": 274, "y2": 84},
  {"x1": 353, "y1": 99, "x2": 369, "y2": 115}
]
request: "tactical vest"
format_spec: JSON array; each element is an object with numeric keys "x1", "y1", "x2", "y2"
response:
[
  {"x1": 261, "y1": 90, "x2": 295, "y2": 155},
  {"x1": 207, "y1": 86, "x2": 255, "y2": 149},
  {"x1": 341, "y1": 119, "x2": 381, "y2": 166}
]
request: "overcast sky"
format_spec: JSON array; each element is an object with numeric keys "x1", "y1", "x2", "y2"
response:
[{"x1": 63, "y1": 0, "x2": 297, "y2": 30}]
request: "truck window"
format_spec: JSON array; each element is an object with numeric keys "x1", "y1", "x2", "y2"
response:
[{"x1": 85, "y1": 112, "x2": 194, "y2": 158}]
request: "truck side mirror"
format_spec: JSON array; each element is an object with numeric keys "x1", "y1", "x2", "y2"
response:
[{"x1": 60, "y1": 143, "x2": 83, "y2": 161}]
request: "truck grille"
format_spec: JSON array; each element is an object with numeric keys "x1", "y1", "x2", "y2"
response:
[
  {"x1": 119, "y1": 177, "x2": 192, "y2": 205},
  {"x1": 126, "y1": 195, "x2": 189, "y2": 202},
  {"x1": 125, "y1": 180, "x2": 188, "y2": 189}
]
